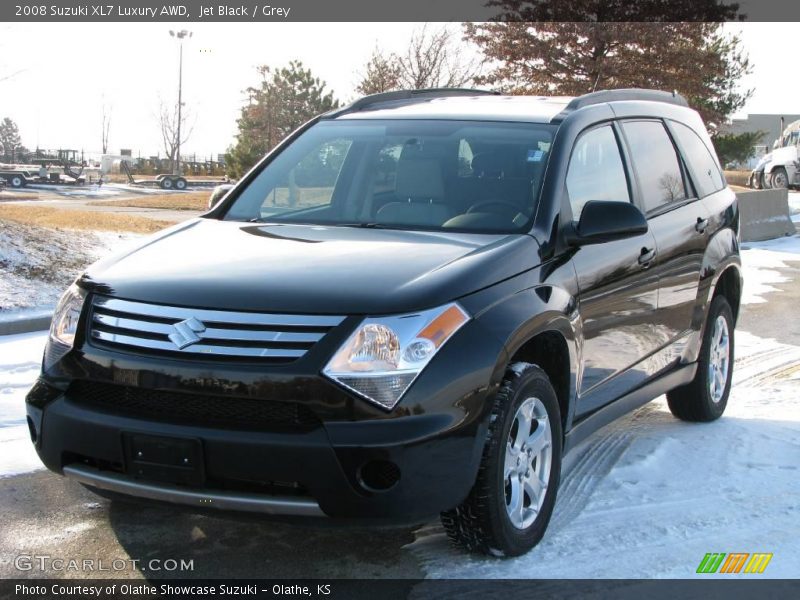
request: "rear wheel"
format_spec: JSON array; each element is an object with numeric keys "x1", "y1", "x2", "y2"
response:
[
  {"x1": 9, "y1": 175, "x2": 25, "y2": 188},
  {"x1": 667, "y1": 295, "x2": 734, "y2": 422},
  {"x1": 174, "y1": 177, "x2": 188, "y2": 190},
  {"x1": 160, "y1": 177, "x2": 174, "y2": 190},
  {"x1": 441, "y1": 363, "x2": 562, "y2": 557},
  {"x1": 770, "y1": 167, "x2": 789, "y2": 189}
]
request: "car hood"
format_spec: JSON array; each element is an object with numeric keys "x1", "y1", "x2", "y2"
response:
[{"x1": 82, "y1": 218, "x2": 540, "y2": 315}]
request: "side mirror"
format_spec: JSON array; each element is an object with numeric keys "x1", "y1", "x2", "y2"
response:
[{"x1": 567, "y1": 200, "x2": 648, "y2": 246}]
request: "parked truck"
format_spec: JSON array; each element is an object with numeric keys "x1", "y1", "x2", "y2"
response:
[{"x1": 749, "y1": 119, "x2": 800, "y2": 189}]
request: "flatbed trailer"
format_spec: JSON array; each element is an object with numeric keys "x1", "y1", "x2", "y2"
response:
[
  {"x1": 119, "y1": 161, "x2": 228, "y2": 190},
  {"x1": 0, "y1": 169, "x2": 33, "y2": 188}
]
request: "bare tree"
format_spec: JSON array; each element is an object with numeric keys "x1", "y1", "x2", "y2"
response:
[
  {"x1": 397, "y1": 25, "x2": 482, "y2": 89},
  {"x1": 157, "y1": 98, "x2": 193, "y2": 171},
  {"x1": 354, "y1": 25, "x2": 483, "y2": 95},
  {"x1": 356, "y1": 46, "x2": 402, "y2": 95}
]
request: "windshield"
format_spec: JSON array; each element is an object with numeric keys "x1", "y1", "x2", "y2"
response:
[{"x1": 222, "y1": 119, "x2": 556, "y2": 233}]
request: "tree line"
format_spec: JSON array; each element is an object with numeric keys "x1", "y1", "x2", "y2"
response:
[
  {"x1": 0, "y1": 20, "x2": 761, "y2": 172},
  {"x1": 223, "y1": 22, "x2": 759, "y2": 177}
]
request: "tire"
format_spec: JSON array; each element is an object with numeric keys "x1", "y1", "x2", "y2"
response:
[
  {"x1": 751, "y1": 172, "x2": 763, "y2": 190},
  {"x1": 9, "y1": 175, "x2": 25, "y2": 188},
  {"x1": 770, "y1": 167, "x2": 789, "y2": 189},
  {"x1": 174, "y1": 177, "x2": 187, "y2": 190},
  {"x1": 667, "y1": 295, "x2": 734, "y2": 422},
  {"x1": 160, "y1": 177, "x2": 174, "y2": 190},
  {"x1": 441, "y1": 363, "x2": 562, "y2": 557}
]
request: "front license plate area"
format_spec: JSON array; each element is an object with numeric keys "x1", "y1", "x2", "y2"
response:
[{"x1": 123, "y1": 433, "x2": 205, "y2": 486}]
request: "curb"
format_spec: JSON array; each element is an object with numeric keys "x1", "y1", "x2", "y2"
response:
[{"x1": 0, "y1": 311, "x2": 53, "y2": 336}]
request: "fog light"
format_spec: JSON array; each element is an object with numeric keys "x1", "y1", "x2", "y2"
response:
[{"x1": 358, "y1": 460, "x2": 401, "y2": 492}]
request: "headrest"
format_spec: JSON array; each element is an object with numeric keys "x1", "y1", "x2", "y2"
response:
[
  {"x1": 395, "y1": 158, "x2": 445, "y2": 200},
  {"x1": 471, "y1": 152, "x2": 506, "y2": 179}
]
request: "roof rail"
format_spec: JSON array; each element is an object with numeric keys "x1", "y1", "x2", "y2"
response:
[
  {"x1": 325, "y1": 88, "x2": 500, "y2": 118},
  {"x1": 563, "y1": 88, "x2": 689, "y2": 113}
]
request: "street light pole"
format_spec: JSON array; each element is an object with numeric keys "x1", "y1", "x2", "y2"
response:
[{"x1": 169, "y1": 29, "x2": 192, "y2": 176}]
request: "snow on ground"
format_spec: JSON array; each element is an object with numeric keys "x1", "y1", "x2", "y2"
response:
[
  {"x1": 788, "y1": 191, "x2": 799, "y2": 223},
  {"x1": 0, "y1": 221, "x2": 140, "y2": 311},
  {"x1": 740, "y1": 234, "x2": 800, "y2": 304},
  {"x1": 411, "y1": 329, "x2": 800, "y2": 578},
  {"x1": 25, "y1": 183, "x2": 123, "y2": 198},
  {"x1": 0, "y1": 331, "x2": 47, "y2": 477}
]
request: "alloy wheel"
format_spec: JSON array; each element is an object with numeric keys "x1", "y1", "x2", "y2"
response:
[
  {"x1": 504, "y1": 396, "x2": 552, "y2": 529},
  {"x1": 707, "y1": 315, "x2": 730, "y2": 403}
]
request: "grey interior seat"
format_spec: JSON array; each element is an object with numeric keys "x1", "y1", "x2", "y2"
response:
[{"x1": 376, "y1": 158, "x2": 450, "y2": 227}]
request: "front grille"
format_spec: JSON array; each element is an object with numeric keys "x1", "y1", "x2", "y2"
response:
[
  {"x1": 67, "y1": 381, "x2": 321, "y2": 432},
  {"x1": 88, "y1": 296, "x2": 344, "y2": 362}
]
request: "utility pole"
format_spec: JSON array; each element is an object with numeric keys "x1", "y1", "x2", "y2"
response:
[{"x1": 169, "y1": 29, "x2": 192, "y2": 175}]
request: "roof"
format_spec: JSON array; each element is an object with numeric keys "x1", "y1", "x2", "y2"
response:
[
  {"x1": 326, "y1": 88, "x2": 690, "y2": 125},
  {"x1": 334, "y1": 95, "x2": 573, "y2": 124}
]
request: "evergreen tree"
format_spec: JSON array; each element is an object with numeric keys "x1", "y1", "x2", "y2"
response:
[
  {"x1": 226, "y1": 61, "x2": 339, "y2": 178},
  {"x1": 0, "y1": 117, "x2": 23, "y2": 162}
]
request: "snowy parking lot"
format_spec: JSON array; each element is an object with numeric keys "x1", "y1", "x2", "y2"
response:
[{"x1": 1, "y1": 235, "x2": 799, "y2": 579}]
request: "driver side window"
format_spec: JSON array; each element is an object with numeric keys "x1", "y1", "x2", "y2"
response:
[{"x1": 566, "y1": 125, "x2": 631, "y2": 220}]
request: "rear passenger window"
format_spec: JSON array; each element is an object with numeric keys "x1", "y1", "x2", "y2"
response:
[
  {"x1": 670, "y1": 122, "x2": 726, "y2": 197},
  {"x1": 621, "y1": 121, "x2": 687, "y2": 213},
  {"x1": 566, "y1": 125, "x2": 630, "y2": 220}
]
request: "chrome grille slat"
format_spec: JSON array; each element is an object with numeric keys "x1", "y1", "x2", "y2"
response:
[
  {"x1": 89, "y1": 296, "x2": 344, "y2": 361},
  {"x1": 92, "y1": 314, "x2": 324, "y2": 343},
  {"x1": 94, "y1": 297, "x2": 344, "y2": 327}
]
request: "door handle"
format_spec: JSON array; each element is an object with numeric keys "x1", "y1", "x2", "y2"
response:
[
  {"x1": 638, "y1": 247, "x2": 656, "y2": 266},
  {"x1": 695, "y1": 217, "x2": 709, "y2": 233}
]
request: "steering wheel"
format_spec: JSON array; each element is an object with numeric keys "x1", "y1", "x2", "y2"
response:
[{"x1": 466, "y1": 200, "x2": 523, "y2": 221}]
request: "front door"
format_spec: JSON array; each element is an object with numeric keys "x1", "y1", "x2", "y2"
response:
[{"x1": 566, "y1": 123, "x2": 662, "y2": 418}]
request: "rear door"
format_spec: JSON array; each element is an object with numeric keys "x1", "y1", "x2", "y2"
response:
[
  {"x1": 618, "y1": 119, "x2": 712, "y2": 369},
  {"x1": 566, "y1": 123, "x2": 661, "y2": 417}
]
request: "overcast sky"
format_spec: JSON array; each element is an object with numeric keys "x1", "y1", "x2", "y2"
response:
[{"x1": 0, "y1": 22, "x2": 795, "y2": 159}]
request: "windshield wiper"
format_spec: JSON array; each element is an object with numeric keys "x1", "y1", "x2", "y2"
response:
[
  {"x1": 337, "y1": 222, "x2": 391, "y2": 229},
  {"x1": 246, "y1": 219, "x2": 392, "y2": 229}
]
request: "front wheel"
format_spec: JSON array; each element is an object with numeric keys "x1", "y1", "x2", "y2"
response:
[
  {"x1": 667, "y1": 295, "x2": 734, "y2": 422},
  {"x1": 441, "y1": 363, "x2": 562, "y2": 557}
]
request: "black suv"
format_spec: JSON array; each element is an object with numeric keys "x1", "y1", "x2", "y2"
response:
[{"x1": 27, "y1": 88, "x2": 741, "y2": 557}]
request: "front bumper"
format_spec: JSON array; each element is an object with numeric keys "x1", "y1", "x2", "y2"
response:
[
  {"x1": 28, "y1": 306, "x2": 507, "y2": 521},
  {"x1": 28, "y1": 381, "x2": 490, "y2": 522}
]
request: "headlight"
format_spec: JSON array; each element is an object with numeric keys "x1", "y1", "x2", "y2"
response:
[
  {"x1": 49, "y1": 284, "x2": 86, "y2": 349},
  {"x1": 323, "y1": 303, "x2": 469, "y2": 410}
]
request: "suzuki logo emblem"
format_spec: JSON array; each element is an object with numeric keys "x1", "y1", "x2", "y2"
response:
[{"x1": 168, "y1": 317, "x2": 206, "y2": 349}]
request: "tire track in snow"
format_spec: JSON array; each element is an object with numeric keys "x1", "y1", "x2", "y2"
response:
[
  {"x1": 732, "y1": 337, "x2": 800, "y2": 389},
  {"x1": 550, "y1": 426, "x2": 633, "y2": 531}
]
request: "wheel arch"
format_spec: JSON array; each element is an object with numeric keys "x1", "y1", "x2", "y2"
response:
[
  {"x1": 507, "y1": 329, "x2": 574, "y2": 437},
  {"x1": 712, "y1": 263, "x2": 743, "y2": 326}
]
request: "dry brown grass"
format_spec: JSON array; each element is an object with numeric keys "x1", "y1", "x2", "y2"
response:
[
  {"x1": 724, "y1": 170, "x2": 751, "y2": 188},
  {"x1": 0, "y1": 191, "x2": 37, "y2": 201},
  {"x1": 0, "y1": 205, "x2": 171, "y2": 233},
  {"x1": 89, "y1": 191, "x2": 209, "y2": 211}
]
